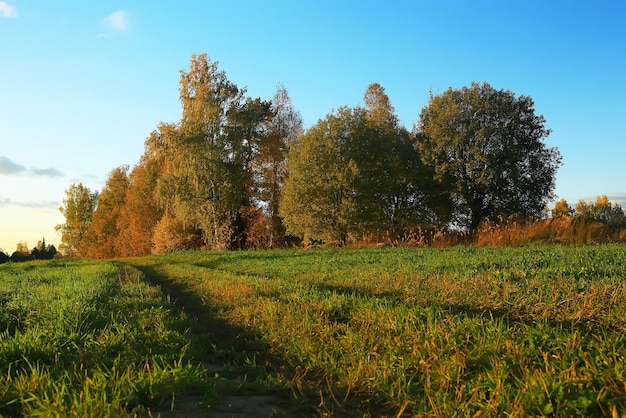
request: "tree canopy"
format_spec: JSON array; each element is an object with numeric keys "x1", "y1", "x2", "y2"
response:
[
  {"x1": 55, "y1": 183, "x2": 98, "y2": 256},
  {"x1": 416, "y1": 82, "x2": 562, "y2": 232},
  {"x1": 55, "y1": 54, "x2": 569, "y2": 256},
  {"x1": 280, "y1": 83, "x2": 448, "y2": 245},
  {"x1": 575, "y1": 195, "x2": 625, "y2": 227}
]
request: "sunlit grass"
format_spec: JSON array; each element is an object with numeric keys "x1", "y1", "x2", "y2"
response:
[
  {"x1": 4, "y1": 245, "x2": 626, "y2": 416},
  {"x1": 128, "y1": 245, "x2": 626, "y2": 416},
  {"x1": 0, "y1": 259, "x2": 210, "y2": 417}
]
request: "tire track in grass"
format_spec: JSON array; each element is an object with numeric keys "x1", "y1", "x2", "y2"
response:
[{"x1": 126, "y1": 261, "x2": 300, "y2": 418}]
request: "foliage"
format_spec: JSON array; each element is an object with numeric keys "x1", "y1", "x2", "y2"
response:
[
  {"x1": 552, "y1": 198, "x2": 573, "y2": 217},
  {"x1": 281, "y1": 83, "x2": 446, "y2": 245},
  {"x1": 248, "y1": 83, "x2": 303, "y2": 248},
  {"x1": 82, "y1": 166, "x2": 130, "y2": 258},
  {"x1": 281, "y1": 106, "x2": 360, "y2": 245},
  {"x1": 575, "y1": 195, "x2": 625, "y2": 227},
  {"x1": 151, "y1": 213, "x2": 203, "y2": 254},
  {"x1": 56, "y1": 55, "x2": 568, "y2": 252},
  {"x1": 416, "y1": 81, "x2": 562, "y2": 232},
  {"x1": 115, "y1": 157, "x2": 164, "y2": 257},
  {"x1": 153, "y1": 54, "x2": 247, "y2": 249},
  {"x1": 148, "y1": 54, "x2": 288, "y2": 250},
  {"x1": 55, "y1": 183, "x2": 98, "y2": 256}
]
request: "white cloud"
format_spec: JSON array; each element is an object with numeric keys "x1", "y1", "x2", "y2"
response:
[
  {"x1": 103, "y1": 10, "x2": 130, "y2": 31},
  {"x1": 0, "y1": 1, "x2": 18, "y2": 18}
]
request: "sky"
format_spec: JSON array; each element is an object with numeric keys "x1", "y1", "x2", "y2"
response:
[{"x1": 1, "y1": 1, "x2": 625, "y2": 253}]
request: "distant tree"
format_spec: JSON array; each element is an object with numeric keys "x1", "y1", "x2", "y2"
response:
[
  {"x1": 45, "y1": 244, "x2": 58, "y2": 259},
  {"x1": 575, "y1": 195, "x2": 625, "y2": 227},
  {"x1": 31, "y1": 239, "x2": 43, "y2": 260},
  {"x1": 552, "y1": 199, "x2": 573, "y2": 217},
  {"x1": 0, "y1": 250, "x2": 8, "y2": 264},
  {"x1": 10, "y1": 242, "x2": 32, "y2": 262},
  {"x1": 416, "y1": 82, "x2": 562, "y2": 232},
  {"x1": 56, "y1": 183, "x2": 98, "y2": 256},
  {"x1": 15, "y1": 241, "x2": 29, "y2": 254},
  {"x1": 31, "y1": 238, "x2": 58, "y2": 260}
]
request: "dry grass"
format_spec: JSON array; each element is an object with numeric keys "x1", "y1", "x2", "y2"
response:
[{"x1": 475, "y1": 216, "x2": 626, "y2": 246}]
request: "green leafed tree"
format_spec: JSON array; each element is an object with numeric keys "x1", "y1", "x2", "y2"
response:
[
  {"x1": 55, "y1": 183, "x2": 98, "y2": 256},
  {"x1": 358, "y1": 83, "x2": 451, "y2": 236},
  {"x1": 281, "y1": 83, "x2": 446, "y2": 245},
  {"x1": 415, "y1": 81, "x2": 562, "y2": 233},
  {"x1": 281, "y1": 106, "x2": 359, "y2": 245}
]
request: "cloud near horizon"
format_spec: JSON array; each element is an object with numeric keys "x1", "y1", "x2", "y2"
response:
[
  {"x1": 0, "y1": 1, "x2": 18, "y2": 18},
  {"x1": 31, "y1": 167, "x2": 64, "y2": 178},
  {"x1": 0, "y1": 195, "x2": 59, "y2": 209},
  {"x1": 0, "y1": 156, "x2": 64, "y2": 177},
  {"x1": 0, "y1": 156, "x2": 26, "y2": 174}
]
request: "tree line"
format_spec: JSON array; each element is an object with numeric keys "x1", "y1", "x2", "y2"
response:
[
  {"x1": 0, "y1": 239, "x2": 58, "y2": 263},
  {"x1": 56, "y1": 53, "x2": 563, "y2": 257}
]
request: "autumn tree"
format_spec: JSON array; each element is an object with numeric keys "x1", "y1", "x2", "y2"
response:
[
  {"x1": 56, "y1": 183, "x2": 98, "y2": 256},
  {"x1": 82, "y1": 166, "x2": 130, "y2": 258},
  {"x1": 575, "y1": 195, "x2": 625, "y2": 227},
  {"x1": 154, "y1": 53, "x2": 272, "y2": 249},
  {"x1": 151, "y1": 213, "x2": 203, "y2": 254},
  {"x1": 249, "y1": 83, "x2": 303, "y2": 247},
  {"x1": 115, "y1": 157, "x2": 164, "y2": 256},
  {"x1": 552, "y1": 199, "x2": 573, "y2": 217},
  {"x1": 10, "y1": 242, "x2": 32, "y2": 262},
  {"x1": 416, "y1": 82, "x2": 561, "y2": 233}
]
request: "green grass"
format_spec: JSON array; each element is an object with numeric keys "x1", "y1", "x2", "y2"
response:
[
  {"x1": 126, "y1": 245, "x2": 626, "y2": 416},
  {"x1": 0, "y1": 259, "x2": 210, "y2": 417},
  {"x1": 3, "y1": 245, "x2": 626, "y2": 416}
]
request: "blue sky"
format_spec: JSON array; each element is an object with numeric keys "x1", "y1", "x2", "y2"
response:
[{"x1": 1, "y1": 1, "x2": 625, "y2": 253}]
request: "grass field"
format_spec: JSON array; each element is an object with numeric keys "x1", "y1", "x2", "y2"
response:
[{"x1": 2, "y1": 245, "x2": 626, "y2": 416}]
